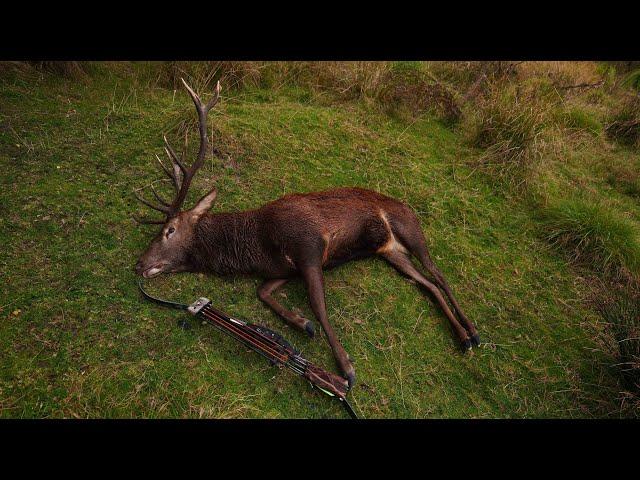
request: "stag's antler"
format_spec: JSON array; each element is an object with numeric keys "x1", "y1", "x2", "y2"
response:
[{"x1": 134, "y1": 78, "x2": 221, "y2": 224}]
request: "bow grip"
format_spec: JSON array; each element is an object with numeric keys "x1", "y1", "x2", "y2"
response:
[{"x1": 304, "y1": 363, "x2": 349, "y2": 399}]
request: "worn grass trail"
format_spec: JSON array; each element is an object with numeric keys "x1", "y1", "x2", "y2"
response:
[{"x1": 0, "y1": 69, "x2": 626, "y2": 418}]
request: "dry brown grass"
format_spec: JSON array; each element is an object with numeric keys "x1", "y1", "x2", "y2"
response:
[
  {"x1": 0, "y1": 61, "x2": 92, "y2": 81},
  {"x1": 424, "y1": 61, "x2": 607, "y2": 104},
  {"x1": 379, "y1": 65, "x2": 461, "y2": 123},
  {"x1": 158, "y1": 61, "x2": 266, "y2": 92},
  {"x1": 425, "y1": 61, "x2": 518, "y2": 89},
  {"x1": 517, "y1": 61, "x2": 603, "y2": 87},
  {"x1": 297, "y1": 61, "x2": 392, "y2": 100},
  {"x1": 30, "y1": 61, "x2": 90, "y2": 79},
  {"x1": 298, "y1": 62, "x2": 462, "y2": 122},
  {"x1": 464, "y1": 78, "x2": 558, "y2": 187},
  {"x1": 155, "y1": 61, "x2": 396, "y2": 101},
  {"x1": 154, "y1": 62, "x2": 461, "y2": 122}
]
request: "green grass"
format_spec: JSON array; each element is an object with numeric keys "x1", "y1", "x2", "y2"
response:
[
  {"x1": 611, "y1": 176, "x2": 640, "y2": 198},
  {"x1": 538, "y1": 198, "x2": 640, "y2": 277},
  {"x1": 0, "y1": 65, "x2": 634, "y2": 418},
  {"x1": 622, "y1": 69, "x2": 640, "y2": 92},
  {"x1": 557, "y1": 107, "x2": 603, "y2": 136}
]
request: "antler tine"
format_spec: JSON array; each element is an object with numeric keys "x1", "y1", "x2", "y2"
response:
[
  {"x1": 155, "y1": 154, "x2": 179, "y2": 192},
  {"x1": 181, "y1": 78, "x2": 222, "y2": 115},
  {"x1": 172, "y1": 161, "x2": 182, "y2": 192},
  {"x1": 163, "y1": 135, "x2": 187, "y2": 175},
  {"x1": 206, "y1": 80, "x2": 222, "y2": 112},
  {"x1": 164, "y1": 146, "x2": 185, "y2": 188},
  {"x1": 132, "y1": 215, "x2": 166, "y2": 225},
  {"x1": 180, "y1": 78, "x2": 203, "y2": 110},
  {"x1": 150, "y1": 185, "x2": 171, "y2": 207},
  {"x1": 134, "y1": 190, "x2": 172, "y2": 215}
]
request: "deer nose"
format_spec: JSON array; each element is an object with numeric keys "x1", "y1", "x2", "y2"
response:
[{"x1": 134, "y1": 260, "x2": 144, "y2": 275}]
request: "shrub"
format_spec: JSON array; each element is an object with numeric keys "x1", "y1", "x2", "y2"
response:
[{"x1": 539, "y1": 198, "x2": 640, "y2": 277}]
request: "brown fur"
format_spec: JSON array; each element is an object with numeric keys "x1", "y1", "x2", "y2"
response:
[{"x1": 136, "y1": 186, "x2": 479, "y2": 386}]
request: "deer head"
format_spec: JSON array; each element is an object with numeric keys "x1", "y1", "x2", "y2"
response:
[{"x1": 134, "y1": 79, "x2": 221, "y2": 278}]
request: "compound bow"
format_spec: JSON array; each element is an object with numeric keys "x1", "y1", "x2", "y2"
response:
[{"x1": 138, "y1": 280, "x2": 358, "y2": 419}]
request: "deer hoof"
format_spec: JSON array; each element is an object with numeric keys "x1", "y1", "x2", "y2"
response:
[
  {"x1": 304, "y1": 320, "x2": 316, "y2": 338},
  {"x1": 470, "y1": 333, "x2": 481, "y2": 347},
  {"x1": 345, "y1": 368, "x2": 356, "y2": 389},
  {"x1": 461, "y1": 339, "x2": 473, "y2": 353}
]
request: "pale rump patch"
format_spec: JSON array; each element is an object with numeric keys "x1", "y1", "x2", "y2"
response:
[
  {"x1": 376, "y1": 210, "x2": 408, "y2": 255},
  {"x1": 322, "y1": 232, "x2": 331, "y2": 264}
]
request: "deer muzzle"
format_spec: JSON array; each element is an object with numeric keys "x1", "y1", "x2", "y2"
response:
[{"x1": 135, "y1": 260, "x2": 166, "y2": 278}]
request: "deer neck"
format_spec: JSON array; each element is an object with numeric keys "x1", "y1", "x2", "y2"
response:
[{"x1": 189, "y1": 210, "x2": 263, "y2": 275}]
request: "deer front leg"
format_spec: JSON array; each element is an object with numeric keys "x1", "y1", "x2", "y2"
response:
[
  {"x1": 300, "y1": 265, "x2": 356, "y2": 388},
  {"x1": 257, "y1": 278, "x2": 315, "y2": 337}
]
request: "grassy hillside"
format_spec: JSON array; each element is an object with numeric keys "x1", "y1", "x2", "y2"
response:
[{"x1": 1, "y1": 62, "x2": 638, "y2": 418}]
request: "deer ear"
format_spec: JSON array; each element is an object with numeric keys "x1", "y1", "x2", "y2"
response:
[{"x1": 191, "y1": 188, "x2": 217, "y2": 218}]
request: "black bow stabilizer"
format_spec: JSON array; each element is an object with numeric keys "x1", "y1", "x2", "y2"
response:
[{"x1": 138, "y1": 280, "x2": 189, "y2": 310}]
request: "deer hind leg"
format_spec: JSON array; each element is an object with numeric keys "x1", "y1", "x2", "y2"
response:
[
  {"x1": 416, "y1": 249, "x2": 480, "y2": 346},
  {"x1": 258, "y1": 278, "x2": 315, "y2": 337},
  {"x1": 381, "y1": 249, "x2": 473, "y2": 352},
  {"x1": 386, "y1": 211, "x2": 480, "y2": 346},
  {"x1": 300, "y1": 264, "x2": 356, "y2": 387}
]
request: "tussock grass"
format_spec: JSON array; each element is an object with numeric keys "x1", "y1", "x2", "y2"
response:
[
  {"x1": 425, "y1": 61, "x2": 519, "y2": 90},
  {"x1": 303, "y1": 61, "x2": 392, "y2": 100},
  {"x1": 157, "y1": 61, "x2": 265, "y2": 92},
  {"x1": 263, "y1": 61, "x2": 460, "y2": 122},
  {"x1": 425, "y1": 61, "x2": 604, "y2": 103},
  {"x1": 518, "y1": 61, "x2": 603, "y2": 89},
  {"x1": 465, "y1": 79, "x2": 556, "y2": 187},
  {"x1": 153, "y1": 61, "x2": 397, "y2": 102},
  {"x1": 607, "y1": 95, "x2": 640, "y2": 147},
  {"x1": 380, "y1": 63, "x2": 461, "y2": 123},
  {"x1": 606, "y1": 164, "x2": 640, "y2": 198},
  {"x1": 622, "y1": 69, "x2": 640, "y2": 92},
  {"x1": 151, "y1": 62, "x2": 461, "y2": 123},
  {"x1": 28, "y1": 61, "x2": 90, "y2": 79},
  {"x1": 0, "y1": 61, "x2": 39, "y2": 76},
  {"x1": 557, "y1": 107, "x2": 603, "y2": 136},
  {"x1": 539, "y1": 198, "x2": 640, "y2": 277},
  {"x1": 599, "y1": 286, "x2": 640, "y2": 397}
]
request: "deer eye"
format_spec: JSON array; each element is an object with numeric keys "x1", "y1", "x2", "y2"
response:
[{"x1": 166, "y1": 227, "x2": 175, "y2": 238}]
